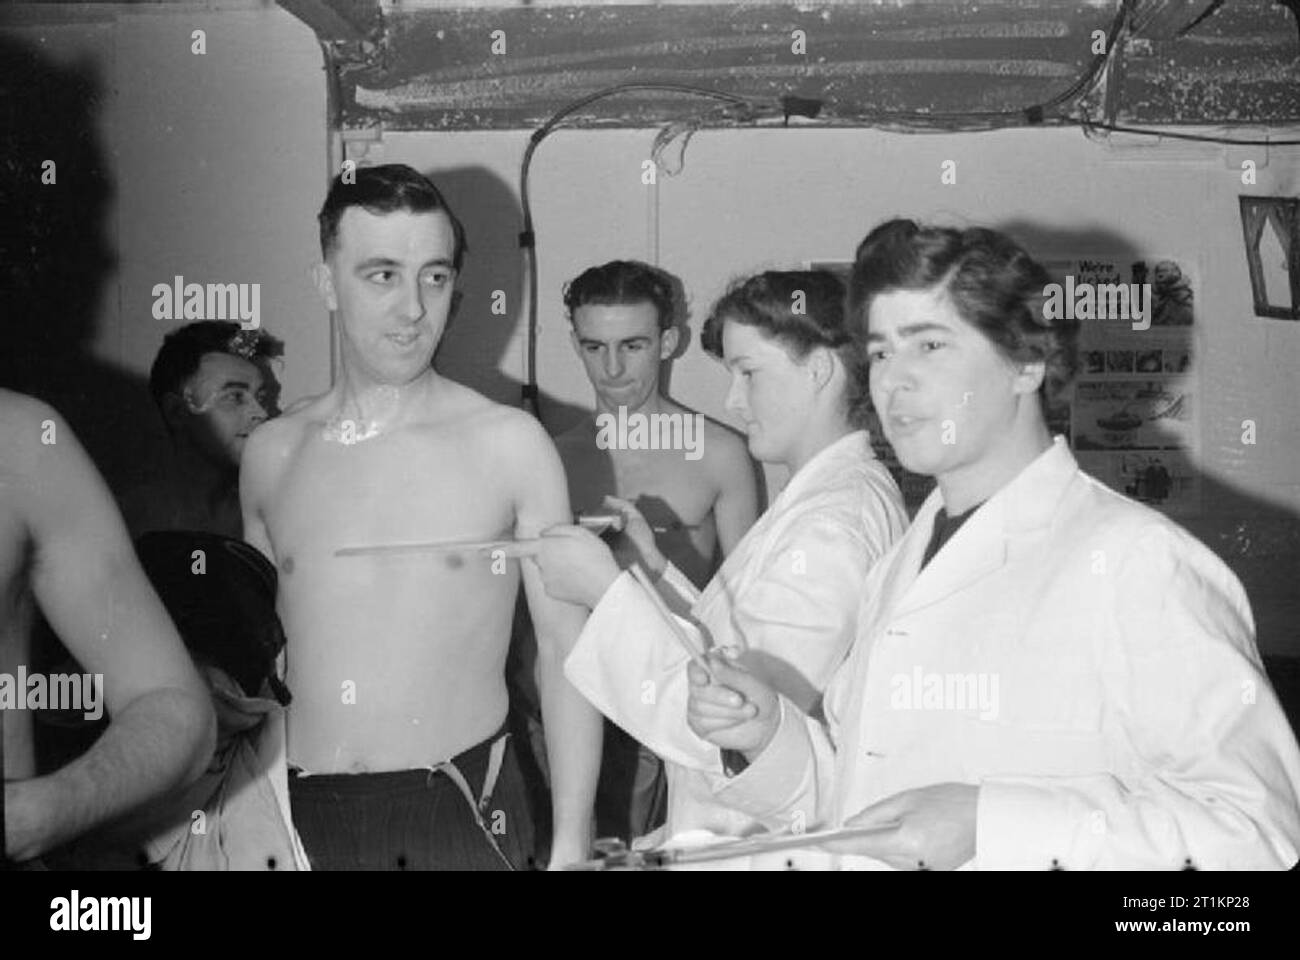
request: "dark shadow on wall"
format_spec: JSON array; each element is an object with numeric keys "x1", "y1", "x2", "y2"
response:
[
  {"x1": 0, "y1": 30, "x2": 170, "y2": 498},
  {"x1": 428, "y1": 165, "x2": 738, "y2": 449},
  {"x1": 425, "y1": 164, "x2": 588, "y2": 436},
  {"x1": 0, "y1": 29, "x2": 188, "y2": 814}
]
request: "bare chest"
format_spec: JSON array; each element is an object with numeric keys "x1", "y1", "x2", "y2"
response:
[
  {"x1": 565, "y1": 445, "x2": 716, "y2": 528},
  {"x1": 266, "y1": 431, "x2": 515, "y2": 566}
]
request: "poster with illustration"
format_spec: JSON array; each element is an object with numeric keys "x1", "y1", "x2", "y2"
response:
[
  {"x1": 1045, "y1": 256, "x2": 1201, "y2": 516},
  {"x1": 1074, "y1": 449, "x2": 1202, "y2": 515},
  {"x1": 1073, "y1": 381, "x2": 1196, "y2": 450}
]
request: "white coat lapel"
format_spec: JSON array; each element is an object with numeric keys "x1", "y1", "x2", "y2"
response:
[
  {"x1": 892, "y1": 499, "x2": 1010, "y2": 619},
  {"x1": 867, "y1": 493, "x2": 942, "y2": 628},
  {"x1": 890, "y1": 437, "x2": 1079, "y2": 620}
]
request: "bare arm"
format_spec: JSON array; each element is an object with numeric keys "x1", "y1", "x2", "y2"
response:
[
  {"x1": 238, "y1": 421, "x2": 281, "y2": 565},
  {"x1": 3, "y1": 401, "x2": 214, "y2": 861},
  {"x1": 510, "y1": 416, "x2": 601, "y2": 868},
  {"x1": 710, "y1": 431, "x2": 761, "y2": 556}
]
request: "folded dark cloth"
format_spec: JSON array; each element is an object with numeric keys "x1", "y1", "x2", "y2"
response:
[{"x1": 134, "y1": 531, "x2": 290, "y2": 704}]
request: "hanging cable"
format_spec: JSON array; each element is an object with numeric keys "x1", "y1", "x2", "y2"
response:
[
  {"x1": 1076, "y1": 118, "x2": 1300, "y2": 146},
  {"x1": 650, "y1": 119, "x2": 702, "y2": 177},
  {"x1": 518, "y1": 82, "x2": 771, "y2": 423}
]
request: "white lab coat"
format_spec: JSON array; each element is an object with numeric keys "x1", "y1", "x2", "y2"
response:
[
  {"x1": 564, "y1": 431, "x2": 907, "y2": 844},
  {"x1": 713, "y1": 436, "x2": 1300, "y2": 869}
]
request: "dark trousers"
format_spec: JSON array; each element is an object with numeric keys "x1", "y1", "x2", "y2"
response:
[
  {"x1": 595, "y1": 720, "x2": 668, "y2": 843},
  {"x1": 289, "y1": 729, "x2": 537, "y2": 871}
]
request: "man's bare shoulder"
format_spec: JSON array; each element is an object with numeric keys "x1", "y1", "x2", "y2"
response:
[
  {"x1": 0, "y1": 392, "x2": 125, "y2": 540},
  {"x1": 442, "y1": 392, "x2": 566, "y2": 513},
  {"x1": 250, "y1": 387, "x2": 338, "y2": 447},
  {"x1": 472, "y1": 396, "x2": 557, "y2": 460},
  {"x1": 0, "y1": 389, "x2": 64, "y2": 476},
  {"x1": 424, "y1": 377, "x2": 502, "y2": 423},
  {"x1": 419, "y1": 376, "x2": 519, "y2": 424},
  {"x1": 0, "y1": 388, "x2": 55, "y2": 437},
  {"x1": 240, "y1": 396, "x2": 326, "y2": 487},
  {"x1": 243, "y1": 408, "x2": 308, "y2": 463}
]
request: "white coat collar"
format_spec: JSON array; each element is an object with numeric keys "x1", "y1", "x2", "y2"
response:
[
  {"x1": 693, "y1": 430, "x2": 874, "y2": 616},
  {"x1": 773, "y1": 429, "x2": 875, "y2": 509},
  {"x1": 889, "y1": 435, "x2": 1079, "y2": 618}
]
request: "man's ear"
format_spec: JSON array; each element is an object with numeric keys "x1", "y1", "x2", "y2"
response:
[
  {"x1": 659, "y1": 326, "x2": 680, "y2": 360},
  {"x1": 312, "y1": 262, "x2": 338, "y2": 312},
  {"x1": 1013, "y1": 359, "x2": 1047, "y2": 395},
  {"x1": 450, "y1": 289, "x2": 464, "y2": 319},
  {"x1": 569, "y1": 327, "x2": 583, "y2": 357}
]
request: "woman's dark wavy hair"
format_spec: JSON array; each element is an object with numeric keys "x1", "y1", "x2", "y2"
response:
[
  {"x1": 848, "y1": 219, "x2": 1078, "y2": 411},
  {"x1": 701, "y1": 269, "x2": 873, "y2": 428}
]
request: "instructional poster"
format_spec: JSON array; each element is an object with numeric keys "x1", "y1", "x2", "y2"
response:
[{"x1": 1046, "y1": 256, "x2": 1201, "y2": 516}]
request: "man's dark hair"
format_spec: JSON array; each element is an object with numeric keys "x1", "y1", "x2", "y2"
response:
[
  {"x1": 148, "y1": 321, "x2": 283, "y2": 411},
  {"x1": 848, "y1": 218, "x2": 1078, "y2": 411},
  {"x1": 562, "y1": 260, "x2": 677, "y2": 332},
  {"x1": 701, "y1": 270, "x2": 872, "y2": 428},
  {"x1": 317, "y1": 164, "x2": 468, "y2": 269}
]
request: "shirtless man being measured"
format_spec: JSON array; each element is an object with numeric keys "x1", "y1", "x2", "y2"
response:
[
  {"x1": 553, "y1": 260, "x2": 760, "y2": 841},
  {"x1": 240, "y1": 165, "x2": 599, "y2": 870}
]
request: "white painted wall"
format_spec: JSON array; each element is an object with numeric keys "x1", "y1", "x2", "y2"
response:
[{"x1": 111, "y1": 5, "x2": 330, "y2": 410}]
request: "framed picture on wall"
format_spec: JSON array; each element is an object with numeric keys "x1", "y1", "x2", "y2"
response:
[{"x1": 1239, "y1": 196, "x2": 1300, "y2": 320}]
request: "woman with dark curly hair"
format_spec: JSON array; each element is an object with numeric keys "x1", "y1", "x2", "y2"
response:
[{"x1": 687, "y1": 219, "x2": 1300, "y2": 871}]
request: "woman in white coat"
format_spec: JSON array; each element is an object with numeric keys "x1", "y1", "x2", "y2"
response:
[
  {"x1": 688, "y1": 220, "x2": 1300, "y2": 870},
  {"x1": 533, "y1": 270, "x2": 908, "y2": 849}
]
